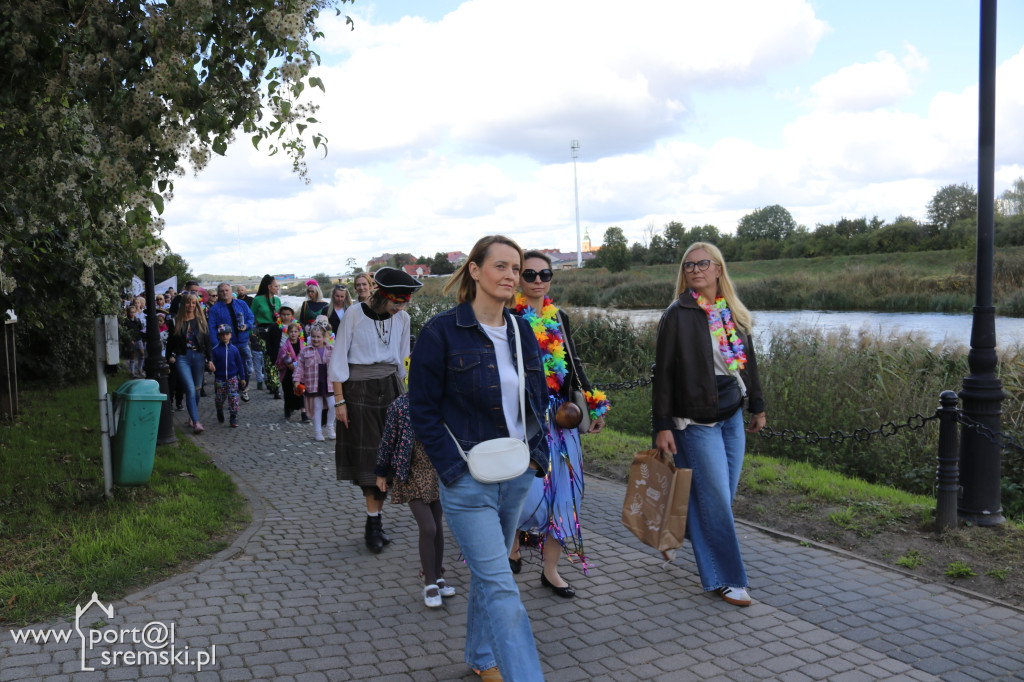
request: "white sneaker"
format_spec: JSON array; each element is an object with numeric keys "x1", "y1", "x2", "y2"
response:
[
  {"x1": 423, "y1": 585, "x2": 442, "y2": 608},
  {"x1": 314, "y1": 431, "x2": 325, "y2": 442},
  {"x1": 717, "y1": 586, "x2": 751, "y2": 606},
  {"x1": 325, "y1": 426, "x2": 336, "y2": 440},
  {"x1": 436, "y1": 579, "x2": 455, "y2": 598}
]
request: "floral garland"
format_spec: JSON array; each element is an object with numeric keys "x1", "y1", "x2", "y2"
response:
[
  {"x1": 514, "y1": 294, "x2": 611, "y2": 421},
  {"x1": 514, "y1": 294, "x2": 568, "y2": 393},
  {"x1": 584, "y1": 388, "x2": 611, "y2": 421},
  {"x1": 279, "y1": 318, "x2": 305, "y2": 343},
  {"x1": 691, "y1": 291, "x2": 747, "y2": 370}
]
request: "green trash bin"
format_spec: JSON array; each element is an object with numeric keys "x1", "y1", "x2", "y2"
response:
[{"x1": 111, "y1": 379, "x2": 166, "y2": 486}]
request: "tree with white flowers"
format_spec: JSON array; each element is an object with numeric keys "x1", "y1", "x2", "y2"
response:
[{"x1": 0, "y1": 0, "x2": 351, "y2": 379}]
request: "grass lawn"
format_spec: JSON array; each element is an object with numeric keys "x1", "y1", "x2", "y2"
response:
[{"x1": 0, "y1": 377, "x2": 249, "y2": 626}]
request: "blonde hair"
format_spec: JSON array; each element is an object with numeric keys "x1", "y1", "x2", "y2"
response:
[
  {"x1": 675, "y1": 242, "x2": 752, "y2": 333},
  {"x1": 443, "y1": 235, "x2": 524, "y2": 304},
  {"x1": 174, "y1": 294, "x2": 209, "y2": 336},
  {"x1": 353, "y1": 272, "x2": 374, "y2": 302},
  {"x1": 305, "y1": 281, "x2": 323, "y2": 302},
  {"x1": 331, "y1": 284, "x2": 352, "y2": 310}
]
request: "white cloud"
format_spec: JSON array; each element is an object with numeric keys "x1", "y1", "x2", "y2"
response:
[
  {"x1": 808, "y1": 47, "x2": 924, "y2": 113},
  {"x1": 161, "y1": 4, "x2": 1024, "y2": 276},
  {"x1": 310, "y1": 0, "x2": 827, "y2": 163}
]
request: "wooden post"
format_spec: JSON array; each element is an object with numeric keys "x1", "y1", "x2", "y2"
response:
[{"x1": 0, "y1": 318, "x2": 17, "y2": 420}]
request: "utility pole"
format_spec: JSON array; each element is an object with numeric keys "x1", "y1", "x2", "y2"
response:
[{"x1": 572, "y1": 140, "x2": 582, "y2": 269}]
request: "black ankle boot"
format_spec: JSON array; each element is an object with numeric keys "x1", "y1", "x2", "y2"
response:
[{"x1": 365, "y1": 515, "x2": 384, "y2": 554}]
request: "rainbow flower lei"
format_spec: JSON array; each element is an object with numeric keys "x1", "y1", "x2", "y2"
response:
[
  {"x1": 584, "y1": 388, "x2": 611, "y2": 421},
  {"x1": 279, "y1": 318, "x2": 305, "y2": 343},
  {"x1": 514, "y1": 294, "x2": 568, "y2": 393},
  {"x1": 691, "y1": 291, "x2": 747, "y2": 370},
  {"x1": 514, "y1": 294, "x2": 611, "y2": 421}
]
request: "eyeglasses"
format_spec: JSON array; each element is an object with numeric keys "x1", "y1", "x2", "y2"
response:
[
  {"x1": 521, "y1": 269, "x2": 553, "y2": 283},
  {"x1": 682, "y1": 259, "x2": 714, "y2": 273}
]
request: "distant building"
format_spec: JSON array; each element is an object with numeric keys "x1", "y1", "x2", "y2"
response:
[
  {"x1": 273, "y1": 274, "x2": 296, "y2": 281},
  {"x1": 538, "y1": 249, "x2": 596, "y2": 270},
  {"x1": 402, "y1": 264, "x2": 431, "y2": 279},
  {"x1": 447, "y1": 251, "x2": 468, "y2": 264},
  {"x1": 366, "y1": 254, "x2": 393, "y2": 271}
]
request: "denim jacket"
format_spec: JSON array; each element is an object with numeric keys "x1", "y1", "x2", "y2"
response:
[{"x1": 409, "y1": 302, "x2": 551, "y2": 486}]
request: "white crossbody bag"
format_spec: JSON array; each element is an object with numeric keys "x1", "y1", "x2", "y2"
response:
[{"x1": 444, "y1": 318, "x2": 531, "y2": 483}]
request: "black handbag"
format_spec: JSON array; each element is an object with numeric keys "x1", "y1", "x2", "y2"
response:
[{"x1": 693, "y1": 375, "x2": 743, "y2": 424}]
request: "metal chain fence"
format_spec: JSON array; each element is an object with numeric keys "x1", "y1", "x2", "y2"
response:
[
  {"x1": 593, "y1": 372, "x2": 1024, "y2": 455},
  {"x1": 957, "y1": 412, "x2": 1024, "y2": 454},
  {"x1": 592, "y1": 376, "x2": 652, "y2": 391},
  {"x1": 756, "y1": 414, "x2": 938, "y2": 444}
]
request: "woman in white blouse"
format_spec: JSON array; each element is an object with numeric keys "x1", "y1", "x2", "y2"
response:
[{"x1": 329, "y1": 267, "x2": 423, "y2": 553}]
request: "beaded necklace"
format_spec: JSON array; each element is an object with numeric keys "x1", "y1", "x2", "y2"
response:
[{"x1": 691, "y1": 290, "x2": 747, "y2": 371}]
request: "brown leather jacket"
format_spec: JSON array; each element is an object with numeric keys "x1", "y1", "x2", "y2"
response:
[{"x1": 652, "y1": 292, "x2": 765, "y2": 431}]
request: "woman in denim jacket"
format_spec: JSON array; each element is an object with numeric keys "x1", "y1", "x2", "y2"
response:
[{"x1": 409, "y1": 235, "x2": 549, "y2": 682}]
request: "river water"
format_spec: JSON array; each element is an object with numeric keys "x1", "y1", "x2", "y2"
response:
[
  {"x1": 301, "y1": 292, "x2": 1024, "y2": 351},
  {"x1": 577, "y1": 307, "x2": 1024, "y2": 351}
]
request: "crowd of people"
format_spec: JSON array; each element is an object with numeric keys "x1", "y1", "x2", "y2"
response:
[{"x1": 121, "y1": 238, "x2": 767, "y2": 682}]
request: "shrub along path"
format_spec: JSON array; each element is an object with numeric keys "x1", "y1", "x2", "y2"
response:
[{"x1": 3, "y1": 391, "x2": 1024, "y2": 680}]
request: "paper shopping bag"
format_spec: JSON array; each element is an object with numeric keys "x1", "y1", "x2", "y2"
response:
[{"x1": 621, "y1": 449, "x2": 692, "y2": 559}]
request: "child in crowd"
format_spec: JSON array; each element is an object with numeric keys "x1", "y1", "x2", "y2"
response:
[
  {"x1": 125, "y1": 303, "x2": 146, "y2": 377},
  {"x1": 277, "y1": 321, "x2": 307, "y2": 422},
  {"x1": 293, "y1": 320, "x2": 334, "y2": 441},
  {"x1": 212, "y1": 324, "x2": 246, "y2": 427},
  {"x1": 376, "y1": 392, "x2": 453, "y2": 608},
  {"x1": 279, "y1": 306, "x2": 295, "y2": 329},
  {"x1": 157, "y1": 312, "x2": 169, "y2": 357}
]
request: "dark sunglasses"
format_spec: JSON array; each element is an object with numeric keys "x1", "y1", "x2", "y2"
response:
[{"x1": 521, "y1": 269, "x2": 553, "y2": 283}]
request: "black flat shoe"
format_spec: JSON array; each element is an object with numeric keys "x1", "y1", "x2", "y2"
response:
[
  {"x1": 540, "y1": 571, "x2": 575, "y2": 598},
  {"x1": 509, "y1": 556, "x2": 522, "y2": 574}
]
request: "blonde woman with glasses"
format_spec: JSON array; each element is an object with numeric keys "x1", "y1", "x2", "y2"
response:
[{"x1": 652, "y1": 242, "x2": 766, "y2": 607}]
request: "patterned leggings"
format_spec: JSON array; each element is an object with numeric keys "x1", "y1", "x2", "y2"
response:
[{"x1": 215, "y1": 378, "x2": 240, "y2": 415}]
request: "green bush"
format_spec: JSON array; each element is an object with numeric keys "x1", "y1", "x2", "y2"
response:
[{"x1": 581, "y1": 321, "x2": 1023, "y2": 517}]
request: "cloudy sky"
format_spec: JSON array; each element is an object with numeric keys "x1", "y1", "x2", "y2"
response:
[{"x1": 162, "y1": 0, "x2": 1024, "y2": 277}]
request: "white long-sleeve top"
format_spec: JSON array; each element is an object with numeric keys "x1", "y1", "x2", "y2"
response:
[{"x1": 327, "y1": 303, "x2": 410, "y2": 384}]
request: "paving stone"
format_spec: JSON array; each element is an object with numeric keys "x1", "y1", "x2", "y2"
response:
[{"x1": 5, "y1": 394, "x2": 1024, "y2": 681}]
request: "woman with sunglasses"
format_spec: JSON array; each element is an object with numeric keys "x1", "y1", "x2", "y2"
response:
[
  {"x1": 652, "y1": 242, "x2": 766, "y2": 607},
  {"x1": 507, "y1": 250, "x2": 608, "y2": 600},
  {"x1": 327, "y1": 284, "x2": 352, "y2": 336}
]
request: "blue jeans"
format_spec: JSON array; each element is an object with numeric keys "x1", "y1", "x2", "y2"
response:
[
  {"x1": 439, "y1": 470, "x2": 545, "y2": 681},
  {"x1": 175, "y1": 350, "x2": 206, "y2": 425},
  {"x1": 672, "y1": 409, "x2": 748, "y2": 592},
  {"x1": 250, "y1": 349, "x2": 264, "y2": 384},
  {"x1": 235, "y1": 343, "x2": 253, "y2": 385}
]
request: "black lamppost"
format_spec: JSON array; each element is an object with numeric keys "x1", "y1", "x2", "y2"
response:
[
  {"x1": 143, "y1": 264, "x2": 176, "y2": 445},
  {"x1": 958, "y1": 0, "x2": 1004, "y2": 526}
]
